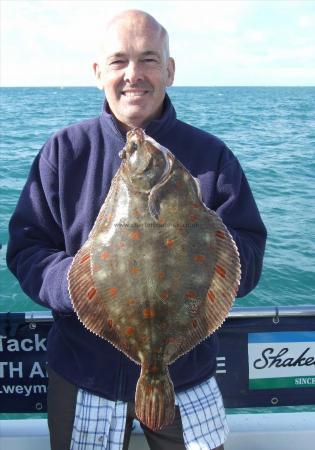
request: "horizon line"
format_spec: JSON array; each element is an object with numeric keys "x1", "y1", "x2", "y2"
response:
[{"x1": 1, "y1": 85, "x2": 315, "y2": 88}]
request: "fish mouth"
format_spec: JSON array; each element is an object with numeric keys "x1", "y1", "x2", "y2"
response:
[{"x1": 128, "y1": 128, "x2": 145, "y2": 145}]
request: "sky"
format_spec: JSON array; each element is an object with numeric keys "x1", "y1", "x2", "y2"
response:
[{"x1": 1, "y1": 0, "x2": 315, "y2": 87}]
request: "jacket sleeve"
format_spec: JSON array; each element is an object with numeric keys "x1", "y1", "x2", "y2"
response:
[
  {"x1": 215, "y1": 158, "x2": 267, "y2": 298},
  {"x1": 6, "y1": 143, "x2": 73, "y2": 313}
]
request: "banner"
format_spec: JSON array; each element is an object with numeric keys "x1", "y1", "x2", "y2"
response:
[
  {"x1": 0, "y1": 311, "x2": 314, "y2": 413},
  {"x1": 215, "y1": 314, "x2": 315, "y2": 408},
  {"x1": 0, "y1": 315, "x2": 50, "y2": 413}
]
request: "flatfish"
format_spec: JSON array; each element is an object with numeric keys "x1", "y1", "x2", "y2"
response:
[{"x1": 68, "y1": 128, "x2": 241, "y2": 430}]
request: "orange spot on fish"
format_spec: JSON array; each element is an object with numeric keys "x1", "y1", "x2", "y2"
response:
[
  {"x1": 130, "y1": 266, "x2": 141, "y2": 275},
  {"x1": 100, "y1": 251, "x2": 110, "y2": 260},
  {"x1": 194, "y1": 254, "x2": 206, "y2": 263},
  {"x1": 190, "y1": 214, "x2": 199, "y2": 222},
  {"x1": 125, "y1": 327, "x2": 135, "y2": 337},
  {"x1": 216, "y1": 230, "x2": 225, "y2": 239},
  {"x1": 130, "y1": 230, "x2": 141, "y2": 240},
  {"x1": 207, "y1": 290, "x2": 216, "y2": 302},
  {"x1": 167, "y1": 336, "x2": 178, "y2": 344},
  {"x1": 80, "y1": 254, "x2": 90, "y2": 264},
  {"x1": 143, "y1": 308, "x2": 155, "y2": 319},
  {"x1": 192, "y1": 319, "x2": 198, "y2": 328},
  {"x1": 166, "y1": 239, "x2": 174, "y2": 248},
  {"x1": 157, "y1": 272, "x2": 166, "y2": 280},
  {"x1": 158, "y1": 218, "x2": 166, "y2": 225},
  {"x1": 87, "y1": 287, "x2": 97, "y2": 300},
  {"x1": 109, "y1": 287, "x2": 118, "y2": 297},
  {"x1": 108, "y1": 319, "x2": 113, "y2": 328},
  {"x1": 128, "y1": 298, "x2": 136, "y2": 305},
  {"x1": 215, "y1": 265, "x2": 226, "y2": 278},
  {"x1": 160, "y1": 290, "x2": 169, "y2": 301},
  {"x1": 186, "y1": 290, "x2": 197, "y2": 300}
]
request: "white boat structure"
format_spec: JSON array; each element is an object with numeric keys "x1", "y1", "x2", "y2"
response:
[{"x1": 0, "y1": 306, "x2": 314, "y2": 449}]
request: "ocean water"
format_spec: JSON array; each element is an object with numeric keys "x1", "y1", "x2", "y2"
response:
[{"x1": 1, "y1": 86, "x2": 314, "y2": 312}]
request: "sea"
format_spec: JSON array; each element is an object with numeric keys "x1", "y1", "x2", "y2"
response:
[
  {"x1": 0, "y1": 86, "x2": 315, "y2": 416},
  {"x1": 1, "y1": 86, "x2": 314, "y2": 311}
]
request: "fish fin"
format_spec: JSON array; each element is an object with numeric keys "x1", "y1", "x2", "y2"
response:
[
  {"x1": 68, "y1": 243, "x2": 141, "y2": 364},
  {"x1": 203, "y1": 210, "x2": 241, "y2": 333},
  {"x1": 167, "y1": 211, "x2": 241, "y2": 363},
  {"x1": 88, "y1": 172, "x2": 122, "y2": 239},
  {"x1": 135, "y1": 366, "x2": 175, "y2": 430},
  {"x1": 68, "y1": 245, "x2": 121, "y2": 344}
]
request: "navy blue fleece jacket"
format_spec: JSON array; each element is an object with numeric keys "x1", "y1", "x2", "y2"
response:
[{"x1": 6, "y1": 95, "x2": 266, "y2": 399}]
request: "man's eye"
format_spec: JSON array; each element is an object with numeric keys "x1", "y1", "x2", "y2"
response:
[
  {"x1": 110, "y1": 60, "x2": 125, "y2": 66},
  {"x1": 143, "y1": 58, "x2": 158, "y2": 63}
]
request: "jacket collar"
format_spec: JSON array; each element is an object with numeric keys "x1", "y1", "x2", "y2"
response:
[{"x1": 100, "y1": 93, "x2": 177, "y2": 141}]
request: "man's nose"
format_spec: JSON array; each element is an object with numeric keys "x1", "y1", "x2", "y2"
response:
[{"x1": 124, "y1": 62, "x2": 144, "y2": 84}]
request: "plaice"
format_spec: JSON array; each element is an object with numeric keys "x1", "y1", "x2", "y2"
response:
[{"x1": 68, "y1": 128, "x2": 241, "y2": 430}]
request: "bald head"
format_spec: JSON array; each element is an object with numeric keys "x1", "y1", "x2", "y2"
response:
[{"x1": 98, "y1": 9, "x2": 170, "y2": 61}]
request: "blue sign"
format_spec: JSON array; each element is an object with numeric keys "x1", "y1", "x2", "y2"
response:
[{"x1": 0, "y1": 312, "x2": 315, "y2": 412}]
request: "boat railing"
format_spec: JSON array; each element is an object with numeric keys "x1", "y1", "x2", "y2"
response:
[{"x1": 21, "y1": 304, "x2": 315, "y2": 322}]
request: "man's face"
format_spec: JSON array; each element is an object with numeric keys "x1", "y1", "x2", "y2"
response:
[{"x1": 94, "y1": 19, "x2": 175, "y2": 131}]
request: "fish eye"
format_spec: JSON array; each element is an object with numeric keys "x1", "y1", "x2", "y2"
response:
[{"x1": 131, "y1": 142, "x2": 138, "y2": 152}]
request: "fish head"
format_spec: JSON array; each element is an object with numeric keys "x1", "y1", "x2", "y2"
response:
[{"x1": 120, "y1": 128, "x2": 171, "y2": 192}]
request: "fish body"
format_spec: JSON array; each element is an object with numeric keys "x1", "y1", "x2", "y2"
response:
[{"x1": 68, "y1": 128, "x2": 241, "y2": 430}]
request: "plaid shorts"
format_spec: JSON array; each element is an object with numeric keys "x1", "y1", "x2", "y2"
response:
[
  {"x1": 70, "y1": 376, "x2": 228, "y2": 450},
  {"x1": 177, "y1": 377, "x2": 229, "y2": 449}
]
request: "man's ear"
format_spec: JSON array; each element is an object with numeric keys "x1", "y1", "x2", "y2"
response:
[
  {"x1": 93, "y1": 63, "x2": 103, "y2": 90},
  {"x1": 166, "y1": 57, "x2": 175, "y2": 87}
]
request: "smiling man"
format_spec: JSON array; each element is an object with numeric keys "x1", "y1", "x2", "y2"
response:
[
  {"x1": 6, "y1": 9, "x2": 266, "y2": 450},
  {"x1": 94, "y1": 11, "x2": 175, "y2": 131}
]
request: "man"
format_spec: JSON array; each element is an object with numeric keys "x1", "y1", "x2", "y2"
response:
[{"x1": 6, "y1": 9, "x2": 266, "y2": 450}]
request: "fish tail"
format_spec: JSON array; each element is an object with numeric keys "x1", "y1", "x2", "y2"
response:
[{"x1": 135, "y1": 366, "x2": 175, "y2": 430}]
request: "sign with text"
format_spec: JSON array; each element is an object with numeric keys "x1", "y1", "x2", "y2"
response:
[
  {"x1": 0, "y1": 317, "x2": 49, "y2": 413},
  {"x1": 0, "y1": 312, "x2": 315, "y2": 412},
  {"x1": 248, "y1": 331, "x2": 315, "y2": 390}
]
